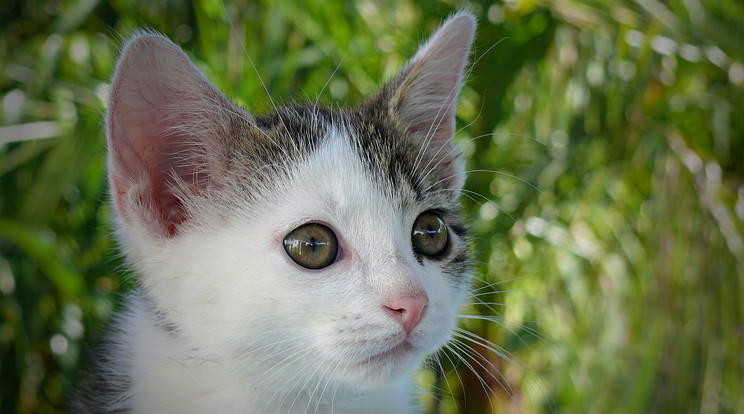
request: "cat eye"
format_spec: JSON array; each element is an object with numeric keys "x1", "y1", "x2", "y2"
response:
[
  {"x1": 411, "y1": 212, "x2": 448, "y2": 257},
  {"x1": 283, "y1": 223, "x2": 339, "y2": 269}
]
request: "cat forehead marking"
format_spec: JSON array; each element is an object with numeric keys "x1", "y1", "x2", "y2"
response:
[
  {"x1": 253, "y1": 106, "x2": 450, "y2": 209},
  {"x1": 290, "y1": 124, "x2": 401, "y2": 215}
]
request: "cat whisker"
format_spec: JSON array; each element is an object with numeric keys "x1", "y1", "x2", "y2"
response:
[
  {"x1": 238, "y1": 341, "x2": 306, "y2": 370},
  {"x1": 217, "y1": 0, "x2": 290, "y2": 137},
  {"x1": 453, "y1": 328, "x2": 514, "y2": 362},
  {"x1": 457, "y1": 314, "x2": 554, "y2": 348},
  {"x1": 467, "y1": 169, "x2": 541, "y2": 192},
  {"x1": 468, "y1": 272, "x2": 559, "y2": 296},
  {"x1": 433, "y1": 37, "x2": 511, "y2": 156},
  {"x1": 293, "y1": 342, "x2": 364, "y2": 413},
  {"x1": 464, "y1": 290, "x2": 545, "y2": 313},
  {"x1": 467, "y1": 288, "x2": 510, "y2": 299},
  {"x1": 424, "y1": 167, "x2": 541, "y2": 202},
  {"x1": 450, "y1": 334, "x2": 514, "y2": 403},
  {"x1": 232, "y1": 335, "x2": 309, "y2": 360},
  {"x1": 263, "y1": 348, "x2": 323, "y2": 408},
  {"x1": 328, "y1": 357, "x2": 354, "y2": 414},
  {"x1": 200, "y1": 330, "x2": 323, "y2": 374},
  {"x1": 310, "y1": 356, "x2": 344, "y2": 414},
  {"x1": 412, "y1": 68, "x2": 464, "y2": 173},
  {"x1": 314, "y1": 53, "x2": 347, "y2": 113},
  {"x1": 453, "y1": 327, "x2": 538, "y2": 388},
  {"x1": 301, "y1": 352, "x2": 350, "y2": 414},
  {"x1": 471, "y1": 36, "x2": 510, "y2": 68},
  {"x1": 474, "y1": 288, "x2": 569, "y2": 295},
  {"x1": 440, "y1": 343, "x2": 471, "y2": 411},
  {"x1": 469, "y1": 272, "x2": 545, "y2": 290},
  {"x1": 450, "y1": 333, "x2": 519, "y2": 405},
  {"x1": 416, "y1": 41, "x2": 492, "y2": 179},
  {"x1": 458, "y1": 328, "x2": 555, "y2": 413},
  {"x1": 461, "y1": 188, "x2": 516, "y2": 222},
  {"x1": 462, "y1": 131, "x2": 549, "y2": 148},
  {"x1": 453, "y1": 90, "x2": 486, "y2": 138},
  {"x1": 414, "y1": 81, "x2": 467, "y2": 176},
  {"x1": 445, "y1": 340, "x2": 499, "y2": 413},
  {"x1": 435, "y1": 356, "x2": 460, "y2": 414},
  {"x1": 418, "y1": 143, "x2": 462, "y2": 188},
  {"x1": 464, "y1": 300, "x2": 550, "y2": 315},
  {"x1": 268, "y1": 365, "x2": 312, "y2": 410},
  {"x1": 307, "y1": 356, "x2": 339, "y2": 413},
  {"x1": 457, "y1": 190, "x2": 480, "y2": 205}
]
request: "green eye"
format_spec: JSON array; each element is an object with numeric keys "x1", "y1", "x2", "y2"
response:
[
  {"x1": 411, "y1": 212, "x2": 448, "y2": 257},
  {"x1": 283, "y1": 223, "x2": 339, "y2": 269}
]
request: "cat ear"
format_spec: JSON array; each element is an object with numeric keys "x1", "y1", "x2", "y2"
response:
[
  {"x1": 376, "y1": 13, "x2": 475, "y2": 190},
  {"x1": 107, "y1": 33, "x2": 250, "y2": 238}
]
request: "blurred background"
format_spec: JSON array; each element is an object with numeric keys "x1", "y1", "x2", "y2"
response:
[{"x1": 1, "y1": 0, "x2": 742, "y2": 413}]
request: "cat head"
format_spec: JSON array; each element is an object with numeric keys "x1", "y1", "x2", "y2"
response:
[{"x1": 107, "y1": 13, "x2": 475, "y2": 391}]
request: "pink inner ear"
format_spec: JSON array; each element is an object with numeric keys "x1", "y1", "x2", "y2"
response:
[
  {"x1": 106, "y1": 34, "x2": 221, "y2": 238},
  {"x1": 108, "y1": 91, "x2": 198, "y2": 238}
]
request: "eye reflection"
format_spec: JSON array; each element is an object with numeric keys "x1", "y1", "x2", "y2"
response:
[
  {"x1": 283, "y1": 223, "x2": 338, "y2": 269},
  {"x1": 411, "y1": 212, "x2": 448, "y2": 257}
]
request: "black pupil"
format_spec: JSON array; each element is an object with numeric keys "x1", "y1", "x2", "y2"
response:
[
  {"x1": 284, "y1": 224, "x2": 337, "y2": 269},
  {"x1": 412, "y1": 213, "x2": 447, "y2": 257}
]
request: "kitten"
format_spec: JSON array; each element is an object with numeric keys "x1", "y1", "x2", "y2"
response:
[{"x1": 72, "y1": 12, "x2": 475, "y2": 414}]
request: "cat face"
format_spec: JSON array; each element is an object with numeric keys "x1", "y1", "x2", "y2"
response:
[
  {"x1": 106, "y1": 14, "x2": 475, "y2": 392},
  {"x1": 176, "y1": 120, "x2": 470, "y2": 388}
]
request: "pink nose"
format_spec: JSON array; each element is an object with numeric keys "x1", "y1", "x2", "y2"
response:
[{"x1": 384, "y1": 293, "x2": 429, "y2": 335}]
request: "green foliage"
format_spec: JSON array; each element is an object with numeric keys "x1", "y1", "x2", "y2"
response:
[{"x1": 1, "y1": 0, "x2": 742, "y2": 413}]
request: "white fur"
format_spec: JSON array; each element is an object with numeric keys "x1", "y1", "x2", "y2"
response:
[{"x1": 109, "y1": 126, "x2": 468, "y2": 413}]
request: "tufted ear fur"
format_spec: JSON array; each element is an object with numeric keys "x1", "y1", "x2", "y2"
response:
[
  {"x1": 106, "y1": 33, "x2": 251, "y2": 238},
  {"x1": 373, "y1": 13, "x2": 475, "y2": 191}
]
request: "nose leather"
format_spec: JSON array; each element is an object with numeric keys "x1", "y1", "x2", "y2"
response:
[{"x1": 384, "y1": 293, "x2": 429, "y2": 335}]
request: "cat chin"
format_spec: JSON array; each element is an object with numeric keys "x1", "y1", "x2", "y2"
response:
[
  {"x1": 325, "y1": 334, "x2": 451, "y2": 391},
  {"x1": 334, "y1": 346, "x2": 424, "y2": 390}
]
